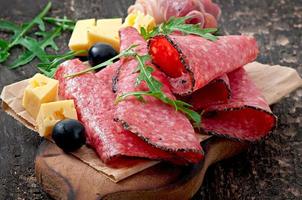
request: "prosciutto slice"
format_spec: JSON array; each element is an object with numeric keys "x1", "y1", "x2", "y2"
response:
[
  {"x1": 202, "y1": 68, "x2": 277, "y2": 141},
  {"x1": 128, "y1": 0, "x2": 221, "y2": 28}
]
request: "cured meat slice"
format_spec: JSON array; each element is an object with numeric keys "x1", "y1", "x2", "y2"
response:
[
  {"x1": 119, "y1": 27, "x2": 148, "y2": 55},
  {"x1": 201, "y1": 68, "x2": 277, "y2": 141},
  {"x1": 128, "y1": 0, "x2": 221, "y2": 28},
  {"x1": 115, "y1": 63, "x2": 203, "y2": 163},
  {"x1": 115, "y1": 28, "x2": 203, "y2": 163},
  {"x1": 55, "y1": 59, "x2": 182, "y2": 167},
  {"x1": 149, "y1": 34, "x2": 259, "y2": 96},
  {"x1": 184, "y1": 74, "x2": 231, "y2": 110}
]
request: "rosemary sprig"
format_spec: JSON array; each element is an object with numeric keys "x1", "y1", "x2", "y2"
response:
[{"x1": 141, "y1": 16, "x2": 218, "y2": 41}]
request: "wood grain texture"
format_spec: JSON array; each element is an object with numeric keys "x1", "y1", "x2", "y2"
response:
[
  {"x1": 0, "y1": 0, "x2": 301, "y2": 199},
  {"x1": 35, "y1": 139, "x2": 247, "y2": 200}
]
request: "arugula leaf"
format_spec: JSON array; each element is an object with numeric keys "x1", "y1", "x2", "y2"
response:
[
  {"x1": 0, "y1": 39, "x2": 8, "y2": 49},
  {"x1": 9, "y1": 51, "x2": 34, "y2": 68},
  {"x1": 63, "y1": 43, "x2": 200, "y2": 124},
  {"x1": 0, "y1": 2, "x2": 52, "y2": 64},
  {"x1": 64, "y1": 45, "x2": 138, "y2": 78},
  {"x1": 0, "y1": 20, "x2": 21, "y2": 34},
  {"x1": 116, "y1": 53, "x2": 201, "y2": 125},
  {"x1": 142, "y1": 16, "x2": 218, "y2": 41},
  {"x1": 7, "y1": 2, "x2": 52, "y2": 49},
  {"x1": 43, "y1": 16, "x2": 75, "y2": 31},
  {"x1": 9, "y1": 27, "x2": 61, "y2": 69},
  {"x1": 34, "y1": 33, "x2": 59, "y2": 50},
  {"x1": 0, "y1": 39, "x2": 9, "y2": 62},
  {"x1": 38, "y1": 49, "x2": 87, "y2": 75},
  {"x1": 17, "y1": 37, "x2": 50, "y2": 63}
]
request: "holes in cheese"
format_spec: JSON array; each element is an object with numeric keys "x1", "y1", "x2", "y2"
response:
[
  {"x1": 22, "y1": 73, "x2": 58, "y2": 119},
  {"x1": 36, "y1": 100, "x2": 78, "y2": 138}
]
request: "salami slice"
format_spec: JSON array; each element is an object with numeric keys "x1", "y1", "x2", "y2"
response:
[
  {"x1": 119, "y1": 27, "x2": 148, "y2": 55},
  {"x1": 201, "y1": 68, "x2": 277, "y2": 141},
  {"x1": 148, "y1": 34, "x2": 259, "y2": 95},
  {"x1": 115, "y1": 28, "x2": 203, "y2": 163},
  {"x1": 184, "y1": 74, "x2": 231, "y2": 110},
  {"x1": 55, "y1": 59, "x2": 184, "y2": 167}
]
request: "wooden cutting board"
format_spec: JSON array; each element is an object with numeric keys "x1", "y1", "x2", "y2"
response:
[
  {"x1": 33, "y1": 62, "x2": 302, "y2": 200},
  {"x1": 35, "y1": 138, "x2": 247, "y2": 200}
]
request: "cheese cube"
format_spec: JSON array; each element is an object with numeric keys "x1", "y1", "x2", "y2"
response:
[
  {"x1": 123, "y1": 11, "x2": 156, "y2": 33},
  {"x1": 22, "y1": 73, "x2": 58, "y2": 119},
  {"x1": 68, "y1": 19, "x2": 96, "y2": 53},
  {"x1": 96, "y1": 18, "x2": 122, "y2": 38},
  {"x1": 87, "y1": 18, "x2": 122, "y2": 52},
  {"x1": 36, "y1": 100, "x2": 78, "y2": 137}
]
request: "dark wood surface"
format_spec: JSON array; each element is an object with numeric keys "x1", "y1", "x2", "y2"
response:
[{"x1": 0, "y1": 0, "x2": 301, "y2": 199}]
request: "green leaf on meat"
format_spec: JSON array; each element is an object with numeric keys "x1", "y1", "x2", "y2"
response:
[
  {"x1": 141, "y1": 16, "x2": 218, "y2": 41},
  {"x1": 116, "y1": 53, "x2": 201, "y2": 126}
]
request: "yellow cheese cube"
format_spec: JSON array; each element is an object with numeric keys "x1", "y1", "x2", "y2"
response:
[
  {"x1": 87, "y1": 18, "x2": 122, "y2": 52},
  {"x1": 22, "y1": 73, "x2": 58, "y2": 119},
  {"x1": 96, "y1": 18, "x2": 122, "y2": 38},
  {"x1": 68, "y1": 19, "x2": 96, "y2": 53},
  {"x1": 36, "y1": 100, "x2": 78, "y2": 137},
  {"x1": 123, "y1": 11, "x2": 156, "y2": 33}
]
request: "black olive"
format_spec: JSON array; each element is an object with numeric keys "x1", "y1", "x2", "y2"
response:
[
  {"x1": 52, "y1": 119, "x2": 86, "y2": 152},
  {"x1": 88, "y1": 43, "x2": 118, "y2": 70}
]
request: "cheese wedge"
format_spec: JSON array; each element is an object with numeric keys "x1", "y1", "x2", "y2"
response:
[
  {"x1": 36, "y1": 100, "x2": 78, "y2": 137},
  {"x1": 87, "y1": 18, "x2": 122, "y2": 52},
  {"x1": 22, "y1": 73, "x2": 58, "y2": 119},
  {"x1": 68, "y1": 19, "x2": 96, "y2": 53},
  {"x1": 123, "y1": 11, "x2": 156, "y2": 33}
]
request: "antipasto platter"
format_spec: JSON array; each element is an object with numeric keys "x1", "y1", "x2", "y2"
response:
[{"x1": 0, "y1": 0, "x2": 301, "y2": 199}]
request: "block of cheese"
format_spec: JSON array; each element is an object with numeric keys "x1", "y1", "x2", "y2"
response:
[
  {"x1": 22, "y1": 73, "x2": 58, "y2": 119},
  {"x1": 68, "y1": 19, "x2": 96, "y2": 53},
  {"x1": 123, "y1": 11, "x2": 156, "y2": 33},
  {"x1": 36, "y1": 100, "x2": 78, "y2": 137},
  {"x1": 87, "y1": 18, "x2": 122, "y2": 52}
]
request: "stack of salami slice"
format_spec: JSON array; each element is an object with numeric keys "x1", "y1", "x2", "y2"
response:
[
  {"x1": 55, "y1": 27, "x2": 276, "y2": 167},
  {"x1": 149, "y1": 32, "x2": 277, "y2": 141}
]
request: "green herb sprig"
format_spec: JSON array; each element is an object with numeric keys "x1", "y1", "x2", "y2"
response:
[
  {"x1": 141, "y1": 16, "x2": 217, "y2": 41},
  {"x1": 0, "y1": 2, "x2": 76, "y2": 73},
  {"x1": 36, "y1": 49, "x2": 86, "y2": 77},
  {"x1": 64, "y1": 45, "x2": 138, "y2": 78},
  {"x1": 0, "y1": 2, "x2": 52, "y2": 63},
  {"x1": 43, "y1": 16, "x2": 75, "y2": 31},
  {"x1": 115, "y1": 53, "x2": 201, "y2": 126},
  {"x1": 64, "y1": 45, "x2": 201, "y2": 125}
]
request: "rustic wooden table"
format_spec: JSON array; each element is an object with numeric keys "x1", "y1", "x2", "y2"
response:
[{"x1": 0, "y1": 0, "x2": 301, "y2": 199}]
